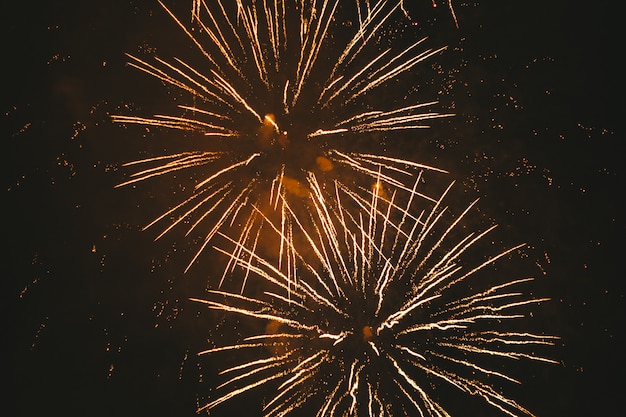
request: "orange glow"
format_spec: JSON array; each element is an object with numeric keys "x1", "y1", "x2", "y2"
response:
[
  {"x1": 263, "y1": 114, "x2": 277, "y2": 128},
  {"x1": 362, "y1": 325, "x2": 374, "y2": 342},
  {"x1": 266, "y1": 319, "x2": 282, "y2": 335},
  {"x1": 257, "y1": 114, "x2": 279, "y2": 148},
  {"x1": 315, "y1": 156, "x2": 333, "y2": 172},
  {"x1": 278, "y1": 131, "x2": 289, "y2": 148},
  {"x1": 371, "y1": 181, "x2": 388, "y2": 199},
  {"x1": 264, "y1": 320, "x2": 290, "y2": 356},
  {"x1": 281, "y1": 176, "x2": 309, "y2": 198}
]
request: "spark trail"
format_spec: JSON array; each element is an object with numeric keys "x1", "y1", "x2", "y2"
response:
[
  {"x1": 112, "y1": 0, "x2": 452, "y2": 276},
  {"x1": 192, "y1": 175, "x2": 558, "y2": 416}
]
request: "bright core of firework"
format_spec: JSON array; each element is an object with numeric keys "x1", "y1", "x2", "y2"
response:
[
  {"x1": 191, "y1": 174, "x2": 558, "y2": 416},
  {"x1": 111, "y1": 0, "x2": 452, "y2": 274}
]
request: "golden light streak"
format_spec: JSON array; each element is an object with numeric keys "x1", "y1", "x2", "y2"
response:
[
  {"x1": 329, "y1": 1, "x2": 400, "y2": 82},
  {"x1": 183, "y1": 184, "x2": 253, "y2": 273},
  {"x1": 448, "y1": 0, "x2": 460, "y2": 29},
  {"x1": 110, "y1": 114, "x2": 234, "y2": 135},
  {"x1": 291, "y1": 0, "x2": 340, "y2": 108},
  {"x1": 114, "y1": 152, "x2": 222, "y2": 188}
]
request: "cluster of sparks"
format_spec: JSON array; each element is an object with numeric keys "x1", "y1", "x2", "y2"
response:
[
  {"x1": 192, "y1": 176, "x2": 557, "y2": 416},
  {"x1": 112, "y1": 1, "x2": 556, "y2": 415},
  {"x1": 112, "y1": 0, "x2": 452, "y2": 273}
]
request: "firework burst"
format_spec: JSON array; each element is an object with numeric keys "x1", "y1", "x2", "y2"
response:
[
  {"x1": 191, "y1": 175, "x2": 557, "y2": 416},
  {"x1": 112, "y1": 0, "x2": 452, "y2": 275}
]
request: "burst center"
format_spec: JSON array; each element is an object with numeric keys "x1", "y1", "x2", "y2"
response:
[{"x1": 362, "y1": 325, "x2": 374, "y2": 342}]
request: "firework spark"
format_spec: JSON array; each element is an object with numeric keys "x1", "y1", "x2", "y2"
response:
[
  {"x1": 112, "y1": 0, "x2": 452, "y2": 275},
  {"x1": 192, "y1": 176, "x2": 557, "y2": 416}
]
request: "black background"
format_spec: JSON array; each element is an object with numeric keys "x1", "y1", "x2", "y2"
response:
[{"x1": 4, "y1": 1, "x2": 621, "y2": 416}]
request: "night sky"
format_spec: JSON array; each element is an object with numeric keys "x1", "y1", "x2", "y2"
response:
[{"x1": 4, "y1": 1, "x2": 621, "y2": 416}]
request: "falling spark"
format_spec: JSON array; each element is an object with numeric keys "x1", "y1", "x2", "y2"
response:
[
  {"x1": 112, "y1": 0, "x2": 453, "y2": 276},
  {"x1": 192, "y1": 176, "x2": 558, "y2": 416}
]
